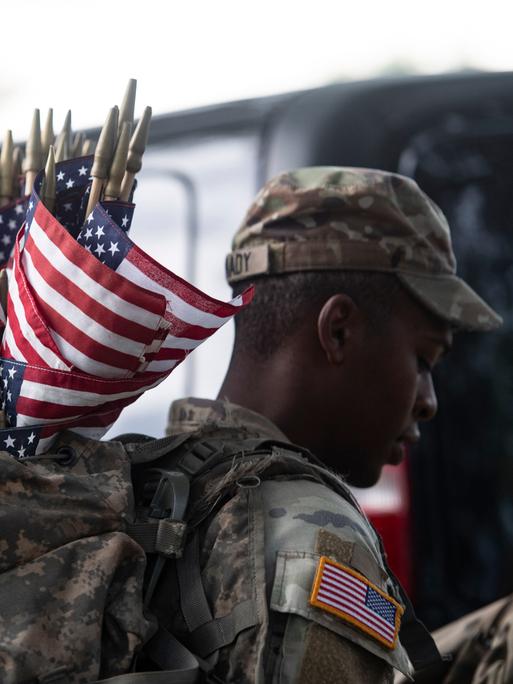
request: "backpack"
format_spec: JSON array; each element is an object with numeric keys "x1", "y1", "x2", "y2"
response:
[{"x1": 0, "y1": 425, "x2": 438, "y2": 684}]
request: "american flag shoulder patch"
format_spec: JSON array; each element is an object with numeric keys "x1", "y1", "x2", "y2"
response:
[{"x1": 309, "y1": 555, "x2": 404, "y2": 649}]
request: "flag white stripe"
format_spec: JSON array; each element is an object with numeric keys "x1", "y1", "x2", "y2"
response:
[
  {"x1": 72, "y1": 424, "x2": 115, "y2": 440},
  {"x1": 19, "y1": 376, "x2": 164, "y2": 407},
  {"x1": 9, "y1": 259, "x2": 69, "y2": 371},
  {"x1": 322, "y1": 573, "x2": 368, "y2": 601},
  {"x1": 146, "y1": 359, "x2": 179, "y2": 372},
  {"x1": 23, "y1": 248, "x2": 152, "y2": 361},
  {"x1": 3, "y1": 321, "x2": 27, "y2": 363},
  {"x1": 161, "y1": 335, "x2": 204, "y2": 350},
  {"x1": 323, "y1": 563, "x2": 366, "y2": 591},
  {"x1": 16, "y1": 412, "x2": 82, "y2": 426},
  {"x1": 117, "y1": 259, "x2": 232, "y2": 329},
  {"x1": 317, "y1": 590, "x2": 395, "y2": 640},
  {"x1": 318, "y1": 582, "x2": 396, "y2": 638},
  {"x1": 319, "y1": 583, "x2": 396, "y2": 637},
  {"x1": 50, "y1": 331, "x2": 131, "y2": 378},
  {"x1": 29, "y1": 218, "x2": 163, "y2": 329}
]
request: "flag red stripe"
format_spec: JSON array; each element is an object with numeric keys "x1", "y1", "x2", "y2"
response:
[
  {"x1": 316, "y1": 589, "x2": 395, "y2": 641},
  {"x1": 321, "y1": 573, "x2": 367, "y2": 600},
  {"x1": 33, "y1": 202, "x2": 165, "y2": 315},
  {"x1": 318, "y1": 580, "x2": 395, "y2": 636},
  {"x1": 162, "y1": 310, "x2": 218, "y2": 341},
  {"x1": 16, "y1": 391, "x2": 140, "y2": 422},
  {"x1": 126, "y1": 246, "x2": 252, "y2": 318},
  {"x1": 31, "y1": 293, "x2": 149, "y2": 373},
  {"x1": 24, "y1": 230, "x2": 161, "y2": 344},
  {"x1": 3, "y1": 294, "x2": 49, "y2": 367},
  {"x1": 23, "y1": 363, "x2": 164, "y2": 395}
]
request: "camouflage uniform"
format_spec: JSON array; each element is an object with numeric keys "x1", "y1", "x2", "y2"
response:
[
  {"x1": 394, "y1": 595, "x2": 513, "y2": 683},
  {"x1": 157, "y1": 397, "x2": 415, "y2": 683},
  {"x1": 157, "y1": 168, "x2": 501, "y2": 683},
  {"x1": 226, "y1": 166, "x2": 501, "y2": 331}
]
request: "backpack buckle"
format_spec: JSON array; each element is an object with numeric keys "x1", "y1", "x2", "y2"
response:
[{"x1": 147, "y1": 468, "x2": 190, "y2": 521}]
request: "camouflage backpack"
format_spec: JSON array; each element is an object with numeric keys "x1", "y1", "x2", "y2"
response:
[
  {"x1": 0, "y1": 429, "x2": 201, "y2": 684},
  {"x1": 0, "y1": 425, "x2": 437, "y2": 684}
]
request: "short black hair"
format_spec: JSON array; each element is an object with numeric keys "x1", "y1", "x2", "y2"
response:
[{"x1": 231, "y1": 270, "x2": 403, "y2": 360}]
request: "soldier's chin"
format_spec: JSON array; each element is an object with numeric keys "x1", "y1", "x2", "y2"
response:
[
  {"x1": 347, "y1": 465, "x2": 383, "y2": 489},
  {"x1": 387, "y1": 441, "x2": 406, "y2": 466}
]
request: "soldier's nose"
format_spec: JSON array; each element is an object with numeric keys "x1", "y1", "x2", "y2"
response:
[{"x1": 414, "y1": 373, "x2": 438, "y2": 422}]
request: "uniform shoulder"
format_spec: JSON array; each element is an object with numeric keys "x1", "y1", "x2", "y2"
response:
[
  {"x1": 259, "y1": 477, "x2": 415, "y2": 679},
  {"x1": 260, "y1": 477, "x2": 382, "y2": 569}
]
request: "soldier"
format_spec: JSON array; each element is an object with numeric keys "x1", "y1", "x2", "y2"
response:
[{"x1": 155, "y1": 167, "x2": 501, "y2": 683}]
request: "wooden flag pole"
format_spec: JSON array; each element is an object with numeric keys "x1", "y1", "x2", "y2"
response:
[
  {"x1": 41, "y1": 109, "x2": 54, "y2": 158},
  {"x1": 104, "y1": 122, "x2": 131, "y2": 201},
  {"x1": 54, "y1": 110, "x2": 72, "y2": 162},
  {"x1": 119, "y1": 79, "x2": 137, "y2": 135},
  {"x1": 24, "y1": 109, "x2": 43, "y2": 196},
  {"x1": 11, "y1": 147, "x2": 22, "y2": 200},
  {"x1": 40, "y1": 146, "x2": 56, "y2": 213},
  {"x1": 119, "y1": 106, "x2": 152, "y2": 202},
  {"x1": 0, "y1": 130, "x2": 14, "y2": 207},
  {"x1": 85, "y1": 106, "x2": 118, "y2": 217}
]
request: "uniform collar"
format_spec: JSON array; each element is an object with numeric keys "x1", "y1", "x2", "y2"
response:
[{"x1": 166, "y1": 397, "x2": 289, "y2": 443}]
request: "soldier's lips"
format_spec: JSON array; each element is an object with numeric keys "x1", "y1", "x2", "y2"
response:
[{"x1": 389, "y1": 429, "x2": 420, "y2": 465}]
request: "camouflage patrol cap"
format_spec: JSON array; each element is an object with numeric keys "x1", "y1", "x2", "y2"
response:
[{"x1": 225, "y1": 166, "x2": 502, "y2": 331}]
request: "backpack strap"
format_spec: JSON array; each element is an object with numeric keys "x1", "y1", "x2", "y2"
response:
[{"x1": 175, "y1": 531, "x2": 259, "y2": 659}]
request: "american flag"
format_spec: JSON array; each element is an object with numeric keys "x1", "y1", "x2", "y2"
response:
[
  {"x1": 310, "y1": 556, "x2": 403, "y2": 649},
  {"x1": 0, "y1": 198, "x2": 27, "y2": 269},
  {"x1": 0, "y1": 162, "x2": 253, "y2": 459}
]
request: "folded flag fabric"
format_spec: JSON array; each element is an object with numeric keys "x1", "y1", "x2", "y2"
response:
[
  {"x1": 0, "y1": 162, "x2": 253, "y2": 459},
  {"x1": 0, "y1": 199, "x2": 26, "y2": 269}
]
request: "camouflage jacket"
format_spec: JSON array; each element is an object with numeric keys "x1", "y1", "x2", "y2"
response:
[{"x1": 151, "y1": 397, "x2": 429, "y2": 683}]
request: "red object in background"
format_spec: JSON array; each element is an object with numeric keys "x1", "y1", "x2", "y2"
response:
[{"x1": 350, "y1": 460, "x2": 413, "y2": 596}]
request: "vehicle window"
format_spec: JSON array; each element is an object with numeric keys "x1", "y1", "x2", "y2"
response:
[{"x1": 105, "y1": 132, "x2": 259, "y2": 439}]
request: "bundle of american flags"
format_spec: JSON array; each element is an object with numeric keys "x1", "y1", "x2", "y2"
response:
[{"x1": 0, "y1": 155, "x2": 252, "y2": 460}]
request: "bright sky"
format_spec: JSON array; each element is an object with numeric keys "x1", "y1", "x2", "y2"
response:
[{"x1": 1, "y1": 0, "x2": 512, "y2": 136}]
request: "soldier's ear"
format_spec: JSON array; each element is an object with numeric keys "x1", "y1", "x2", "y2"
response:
[{"x1": 317, "y1": 294, "x2": 362, "y2": 365}]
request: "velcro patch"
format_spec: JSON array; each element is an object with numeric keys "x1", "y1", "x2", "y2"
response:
[{"x1": 310, "y1": 556, "x2": 403, "y2": 650}]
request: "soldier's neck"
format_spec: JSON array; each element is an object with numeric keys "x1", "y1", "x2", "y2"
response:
[{"x1": 217, "y1": 352, "x2": 311, "y2": 441}]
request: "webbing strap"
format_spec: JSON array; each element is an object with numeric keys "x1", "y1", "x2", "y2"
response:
[
  {"x1": 94, "y1": 671, "x2": 197, "y2": 683},
  {"x1": 176, "y1": 526, "x2": 259, "y2": 658},
  {"x1": 127, "y1": 519, "x2": 187, "y2": 557},
  {"x1": 93, "y1": 628, "x2": 200, "y2": 683},
  {"x1": 125, "y1": 433, "x2": 192, "y2": 464},
  {"x1": 189, "y1": 599, "x2": 258, "y2": 658},
  {"x1": 176, "y1": 532, "x2": 213, "y2": 632}
]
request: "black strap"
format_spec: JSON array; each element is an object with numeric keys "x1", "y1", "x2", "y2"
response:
[
  {"x1": 376, "y1": 536, "x2": 442, "y2": 671},
  {"x1": 176, "y1": 532, "x2": 214, "y2": 633}
]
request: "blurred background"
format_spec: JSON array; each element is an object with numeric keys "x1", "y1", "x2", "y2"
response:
[{"x1": 4, "y1": 0, "x2": 513, "y2": 630}]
